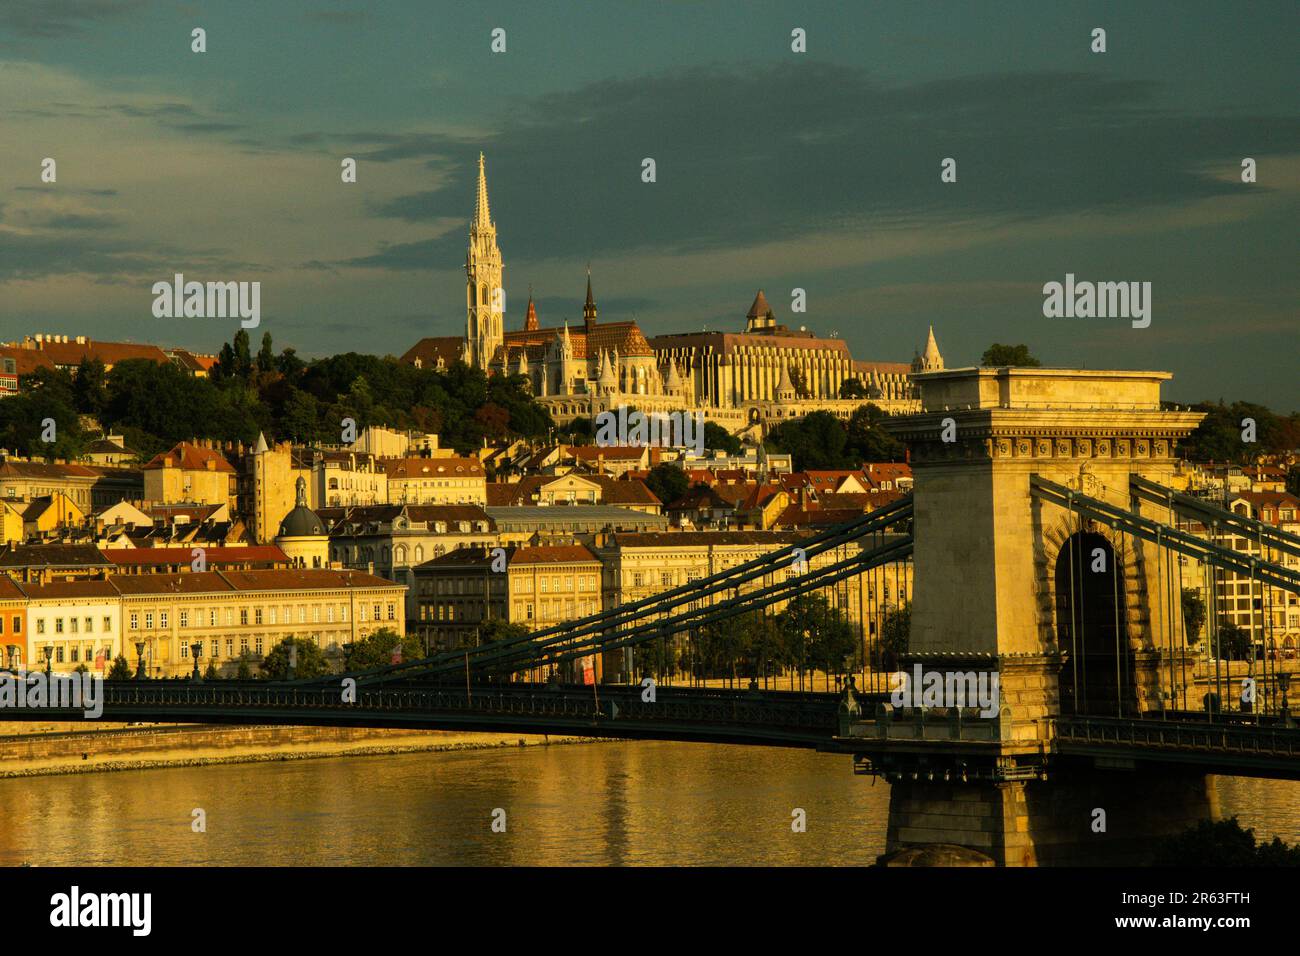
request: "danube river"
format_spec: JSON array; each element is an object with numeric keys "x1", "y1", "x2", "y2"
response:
[{"x1": 2, "y1": 742, "x2": 1298, "y2": 866}]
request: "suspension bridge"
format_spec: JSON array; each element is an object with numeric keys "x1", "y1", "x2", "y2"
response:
[{"x1": 8, "y1": 366, "x2": 1299, "y2": 865}]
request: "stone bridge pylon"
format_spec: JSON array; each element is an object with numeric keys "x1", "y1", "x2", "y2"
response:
[{"x1": 855, "y1": 366, "x2": 1210, "y2": 865}]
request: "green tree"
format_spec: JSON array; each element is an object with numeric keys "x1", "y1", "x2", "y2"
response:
[
  {"x1": 702, "y1": 421, "x2": 742, "y2": 456},
  {"x1": 259, "y1": 637, "x2": 329, "y2": 679},
  {"x1": 256, "y1": 332, "x2": 276, "y2": 374},
  {"x1": 1216, "y1": 620, "x2": 1251, "y2": 661},
  {"x1": 980, "y1": 343, "x2": 1041, "y2": 367},
  {"x1": 839, "y1": 377, "x2": 868, "y2": 399},
  {"x1": 345, "y1": 627, "x2": 426, "y2": 670},
  {"x1": 880, "y1": 600, "x2": 911, "y2": 670},
  {"x1": 204, "y1": 661, "x2": 219, "y2": 680},
  {"x1": 107, "y1": 654, "x2": 132, "y2": 681},
  {"x1": 232, "y1": 329, "x2": 253, "y2": 378},
  {"x1": 846, "y1": 403, "x2": 905, "y2": 463},
  {"x1": 1181, "y1": 588, "x2": 1206, "y2": 646},
  {"x1": 644, "y1": 463, "x2": 690, "y2": 506},
  {"x1": 236, "y1": 652, "x2": 253, "y2": 680},
  {"x1": 765, "y1": 411, "x2": 852, "y2": 470},
  {"x1": 72, "y1": 357, "x2": 108, "y2": 414}
]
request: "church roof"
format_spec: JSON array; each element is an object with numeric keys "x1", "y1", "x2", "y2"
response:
[
  {"x1": 400, "y1": 336, "x2": 464, "y2": 369},
  {"x1": 747, "y1": 290, "x2": 774, "y2": 320},
  {"x1": 491, "y1": 320, "x2": 654, "y2": 365}
]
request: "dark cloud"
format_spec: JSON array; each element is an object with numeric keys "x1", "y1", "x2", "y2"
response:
[
  {"x1": 305, "y1": 10, "x2": 371, "y2": 25},
  {"x1": 0, "y1": 0, "x2": 149, "y2": 39},
  {"x1": 347, "y1": 63, "x2": 1298, "y2": 267}
]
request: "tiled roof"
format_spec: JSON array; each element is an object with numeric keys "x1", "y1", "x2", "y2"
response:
[
  {"x1": 380, "y1": 456, "x2": 484, "y2": 479},
  {"x1": 102, "y1": 545, "x2": 289, "y2": 566},
  {"x1": 610, "y1": 531, "x2": 809, "y2": 547},
  {"x1": 217, "y1": 568, "x2": 401, "y2": 591},
  {"x1": 0, "y1": 459, "x2": 99, "y2": 479},
  {"x1": 399, "y1": 337, "x2": 465, "y2": 368},
  {"x1": 141, "y1": 443, "x2": 236, "y2": 473},
  {"x1": 21, "y1": 579, "x2": 121, "y2": 599},
  {"x1": 0, "y1": 544, "x2": 111, "y2": 568}
]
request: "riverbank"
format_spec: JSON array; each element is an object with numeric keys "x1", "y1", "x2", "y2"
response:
[{"x1": 0, "y1": 722, "x2": 600, "y2": 779}]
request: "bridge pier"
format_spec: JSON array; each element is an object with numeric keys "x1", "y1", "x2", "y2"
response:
[{"x1": 882, "y1": 767, "x2": 1217, "y2": 866}]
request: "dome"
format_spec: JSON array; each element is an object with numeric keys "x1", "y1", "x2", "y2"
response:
[{"x1": 278, "y1": 476, "x2": 325, "y2": 537}]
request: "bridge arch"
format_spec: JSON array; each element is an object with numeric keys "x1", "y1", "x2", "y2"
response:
[{"x1": 1051, "y1": 528, "x2": 1136, "y2": 715}]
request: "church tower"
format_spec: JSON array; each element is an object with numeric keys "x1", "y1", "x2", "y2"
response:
[{"x1": 466, "y1": 153, "x2": 504, "y2": 369}]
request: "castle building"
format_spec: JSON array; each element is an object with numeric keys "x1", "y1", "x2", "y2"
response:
[{"x1": 401, "y1": 154, "x2": 943, "y2": 435}]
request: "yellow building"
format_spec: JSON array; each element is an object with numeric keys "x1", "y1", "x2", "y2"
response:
[
  {"x1": 413, "y1": 544, "x2": 601, "y2": 651},
  {"x1": 22, "y1": 492, "x2": 85, "y2": 537},
  {"x1": 274, "y1": 477, "x2": 329, "y2": 568},
  {"x1": 142, "y1": 442, "x2": 237, "y2": 510},
  {"x1": 114, "y1": 568, "x2": 406, "y2": 678},
  {"x1": 382, "y1": 456, "x2": 486, "y2": 506}
]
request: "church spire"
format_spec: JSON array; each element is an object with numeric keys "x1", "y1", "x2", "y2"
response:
[
  {"x1": 583, "y1": 266, "x2": 597, "y2": 331},
  {"x1": 474, "y1": 151, "x2": 492, "y2": 229},
  {"x1": 523, "y1": 288, "x2": 538, "y2": 331}
]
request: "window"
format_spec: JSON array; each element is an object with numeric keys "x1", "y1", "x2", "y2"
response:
[
  {"x1": 12, "y1": 616, "x2": 20, "y2": 634},
  {"x1": 312, "y1": 606, "x2": 320, "y2": 623},
  {"x1": 56, "y1": 618, "x2": 64, "y2": 634},
  {"x1": 210, "y1": 609, "x2": 218, "y2": 627},
  {"x1": 269, "y1": 607, "x2": 277, "y2": 625},
  {"x1": 210, "y1": 640, "x2": 219, "y2": 658},
  {"x1": 240, "y1": 637, "x2": 248, "y2": 654},
  {"x1": 299, "y1": 607, "x2": 306, "y2": 623},
  {"x1": 372, "y1": 604, "x2": 380, "y2": 620},
  {"x1": 159, "y1": 612, "x2": 168, "y2": 628},
  {"x1": 387, "y1": 603, "x2": 395, "y2": 621},
  {"x1": 129, "y1": 613, "x2": 138, "y2": 631},
  {"x1": 56, "y1": 646, "x2": 64, "y2": 663},
  {"x1": 85, "y1": 617, "x2": 93, "y2": 633},
  {"x1": 103, "y1": 617, "x2": 111, "y2": 632},
  {"x1": 70, "y1": 617, "x2": 78, "y2": 634},
  {"x1": 70, "y1": 647, "x2": 79, "y2": 662},
  {"x1": 180, "y1": 611, "x2": 188, "y2": 628},
  {"x1": 181, "y1": 643, "x2": 189, "y2": 658},
  {"x1": 255, "y1": 637, "x2": 264, "y2": 655},
  {"x1": 255, "y1": 609, "x2": 263, "y2": 625},
  {"x1": 240, "y1": 609, "x2": 248, "y2": 626},
  {"x1": 145, "y1": 613, "x2": 153, "y2": 629},
  {"x1": 632, "y1": 573, "x2": 644, "y2": 588},
  {"x1": 225, "y1": 639, "x2": 233, "y2": 658}
]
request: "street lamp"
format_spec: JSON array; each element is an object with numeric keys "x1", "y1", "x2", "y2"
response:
[
  {"x1": 44, "y1": 644, "x2": 54, "y2": 677},
  {"x1": 190, "y1": 642, "x2": 203, "y2": 681},
  {"x1": 134, "y1": 641, "x2": 146, "y2": 680}
]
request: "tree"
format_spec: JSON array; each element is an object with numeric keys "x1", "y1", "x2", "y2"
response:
[
  {"x1": 880, "y1": 601, "x2": 911, "y2": 671},
  {"x1": 981, "y1": 344, "x2": 1041, "y2": 367},
  {"x1": 259, "y1": 637, "x2": 329, "y2": 679},
  {"x1": 839, "y1": 377, "x2": 868, "y2": 399},
  {"x1": 846, "y1": 403, "x2": 905, "y2": 462},
  {"x1": 702, "y1": 421, "x2": 741, "y2": 456},
  {"x1": 236, "y1": 652, "x2": 253, "y2": 680},
  {"x1": 1216, "y1": 620, "x2": 1251, "y2": 661},
  {"x1": 1181, "y1": 588, "x2": 1206, "y2": 645},
  {"x1": 72, "y1": 357, "x2": 108, "y2": 414},
  {"x1": 204, "y1": 661, "x2": 219, "y2": 680},
  {"x1": 1155, "y1": 818, "x2": 1300, "y2": 866},
  {"x1": 478, "y1": 618, "x2": 531, "y2": 644},
  {"x1": 644, "y1": 463, "x2": 690, "y2": 506},
  {"x1": 107, "y1": 654, "x2": 132, "y2": 681},
  {"x1": 256, "y1": 332, "x2": 276, "y2": 374},
  {"x1": 232, "y1": 329, "x2": 253, "y2": 378},
  {"x1": 765, "y1": 411, "x2": 852, "y2": 470},
  {"x1": 345, "y1": 627, "x2": 425, "y2": 670}
]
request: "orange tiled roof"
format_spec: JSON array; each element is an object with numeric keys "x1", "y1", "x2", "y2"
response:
[{"x1": 141, "y1": 443, "x2": 236, "y2": 473}]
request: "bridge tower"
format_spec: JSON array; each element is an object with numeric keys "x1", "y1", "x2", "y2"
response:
[{"x1": 871, "y1": 367, "x2": 1210, "y2": 865}]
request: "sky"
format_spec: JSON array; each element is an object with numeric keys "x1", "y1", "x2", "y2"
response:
[{"x1": 1, "y1": 0, "x2": 1296, "y2": 409}]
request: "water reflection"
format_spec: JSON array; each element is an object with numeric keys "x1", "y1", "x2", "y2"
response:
[{"x1": 0, "y1": 743, "x2": 1295, "y2": 866}]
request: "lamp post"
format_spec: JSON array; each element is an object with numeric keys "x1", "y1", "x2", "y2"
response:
[
  {"x1": 134, "y1": 641, "x2": 146, "y2": 680},
  {"x1": 44, "y1": 644, "x2": 54, "y2": 677},
  {"x1": 190, "y1": 641, "x2": 203, "y2": 681}
]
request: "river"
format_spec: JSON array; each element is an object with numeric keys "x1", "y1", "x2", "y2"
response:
[{"x1": 1, "y1": 742, "x2": 1297, "y2": 865}]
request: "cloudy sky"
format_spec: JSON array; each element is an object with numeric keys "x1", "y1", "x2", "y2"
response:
[{"x1": 1, "y1": 0, "x2": 1296, "y2": 408}]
